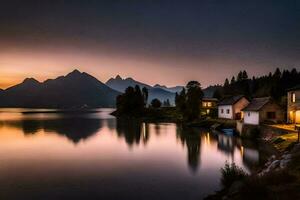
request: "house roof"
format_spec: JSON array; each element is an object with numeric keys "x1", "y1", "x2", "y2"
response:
[
  {"x1": 242, "y1": 97, "x2": 272, "y2": 111},
  {"x1": 218, "y1": 95, "x2": 245, "y2": 106},
  {"x1": 287, "y1": 84, "x2": 300, "y2": 92},
  {"x1": 202, "y1": 97, "x2": 218, "y2": 102}
]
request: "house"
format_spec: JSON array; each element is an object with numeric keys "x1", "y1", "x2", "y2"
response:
[
  {"x1": 218, "y1": 95, "x2": 249, "y2": 119},
  {"x1": 242, "y1": 97, "x2": 284, "y2": 125},
  {"x1": 287, "y1": 85, "x2": 300, "y2": 124},
  {"x1": 201, "y1": 97, "x2": 218, "y2": 115}
]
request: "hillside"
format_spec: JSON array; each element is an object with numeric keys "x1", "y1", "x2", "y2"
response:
[{"x1": 0, "y1": 70, "x2": 120, "y2": 108}]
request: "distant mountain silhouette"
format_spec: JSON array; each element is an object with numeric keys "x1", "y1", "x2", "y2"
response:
[
  {"x1": 203, "y1": 85, "x2": 222, "y2": 98},
  {"x1": 0, "y1": 70, "x2": 120, "y2": 108},
  {"x1": 153, "y1": 84, "x2": 183, "y2": 93},
  {"x1": 106, "y1": 75, "x2": 175, "y2": 104}
]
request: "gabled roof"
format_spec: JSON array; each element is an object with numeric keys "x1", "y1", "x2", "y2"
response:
[
  {"x1": 202, "y1": 97, "x2": 218, "y2": 102},
  {"x1": 218, "y1": 95, "x2": 245, "y2": 106},
  {"x1": 242, "y1": 97, "x2": 272, "y2": 111},
  {"x1": 287, "y1": 84, "x2": 300, "y2": 92}
]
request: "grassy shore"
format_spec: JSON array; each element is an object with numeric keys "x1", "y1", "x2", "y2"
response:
[{"x1": 111, "y1": 107, "x2": 237, "y2": 128}]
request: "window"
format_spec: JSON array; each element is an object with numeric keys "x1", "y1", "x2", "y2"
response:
[
  {"x1": 267, "y1": 112, "x2": 276, "y2": 119},
  {"x1": 292, "y1": 93, "x2": 296, "y2": 103},
  {"x1": 226, "y1": 109, "x2": 230, "y2": 114},
  {"x1": 221, "y1": 109, "x2": 224, "y2": 113},
  {"x1": 248, "y1": 112, "x2": 250, "y2": 117},
  {"x1": 207, "y1": 102, "x2": 212, "y2": 107},
  {"x1": 203, "y1": 102, "x2": 207, "y2": 107}
]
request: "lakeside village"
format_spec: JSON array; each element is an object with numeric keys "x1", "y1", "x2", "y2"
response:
[{"x1": 114, "y1": 68, "x2": 300, "y2": 199}]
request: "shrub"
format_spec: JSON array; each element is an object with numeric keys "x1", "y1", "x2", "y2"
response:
[
  {"x1": 220, "y1": 162, "x2": 247, "y2": 188},
  {"x1": 151, "y1": 98, "x2": 162, "y2": 108}
]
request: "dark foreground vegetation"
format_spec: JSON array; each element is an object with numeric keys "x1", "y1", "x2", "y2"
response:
[{"x1": 205, "y1": 143, "x2": 300, "y2": 200}]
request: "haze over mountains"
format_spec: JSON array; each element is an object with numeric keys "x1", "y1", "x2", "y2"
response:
[
  {"x1": 106, "y1": 75, "x2": 183, "y2": 104},
  {"x1": 0, "y1": 70, "x2": 120, "y2": 108}
]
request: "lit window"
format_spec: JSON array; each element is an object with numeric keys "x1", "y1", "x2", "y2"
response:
[
  {"x1": 206, "y1": 109, "x2": 210, "y2": 114},
  {"x1": 207, "y1": 102, "x2": 212, "y2": 107},
  {"x1": 292, "y1": 93, "x2": 296, "y2": 103},
  {"x1": 203, "y1": 102, "x2": 207, "y2": 107}
]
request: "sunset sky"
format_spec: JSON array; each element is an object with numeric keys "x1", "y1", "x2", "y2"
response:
[{"x1": 0, "y1": 0, "x2": 299, "y2": 89}]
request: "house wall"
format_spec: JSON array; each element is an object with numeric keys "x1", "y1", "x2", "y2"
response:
[
  {"x1": 244, "y1": 111, "x2": 259, "y2": 125},
  {"x1": 287, "y1": 90, "x2": 300, "y2": 123},
  {"x1": 232, "y1": 97, "x2": 250, "y2": 118},
  {"x1": 218, "y1": 105, "x2": 233, "y2": 119},
  {"x1": 259, "y1": 102, "x2": 285, "y2": 123}
]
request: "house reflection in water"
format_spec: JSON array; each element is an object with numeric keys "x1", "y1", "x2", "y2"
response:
[{"x1": 215, "y1": 133, "x2": 259, "y2": 169}]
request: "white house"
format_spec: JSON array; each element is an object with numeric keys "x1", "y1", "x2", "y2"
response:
[
  {"x1": 218, "y1": 95, "x2": 249, "y2": 120},
  {"x1": 242, "y1": 97, "x2": 284, "y2": 125}
]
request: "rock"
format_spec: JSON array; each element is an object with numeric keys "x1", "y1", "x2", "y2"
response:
[
  {"x1": 268, "y1": 160, "x2": 280, "y2": 171},
  {"x1": 282, "y1": 154, "x2": 292, "y2": 159},
  {"x1": 269, "y1": 155, "x2": 276, "y2": 162},
  {"x1": 280, "y1": 159, "x2": 291, "y2": 169}
]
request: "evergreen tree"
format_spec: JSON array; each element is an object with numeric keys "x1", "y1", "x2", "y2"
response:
[
  {"x1": 224, "y1": 78, "x2": 230, "y2": 87},
  {"x1": 242, "y1": 70, "x2": 248, "y2": 80},
  {"x1": 237, "y1": 71, "x2": 243, "y2": 81},
  {"x1": 230, "y1": 76, "x2": 236, "y2": 84}
]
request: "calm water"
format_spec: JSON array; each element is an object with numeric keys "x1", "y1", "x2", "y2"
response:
[{"x1": 0, "y1": 108, "x2": 260, "y2": 200}]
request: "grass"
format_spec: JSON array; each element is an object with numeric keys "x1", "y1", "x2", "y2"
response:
[
  {"x1": 271, "y1": 133, "x2": 299, "y2": 152},
  {"x1": 220, "y1": 162, "x2": 247, "y2": 188}
]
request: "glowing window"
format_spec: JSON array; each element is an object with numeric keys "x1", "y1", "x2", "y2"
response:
[
  {"x1": 292, "y1": 93, "x2": 296, "y2": 103},
  {"x1": 207, "y1": 102, "x2": 212, "y2": 107}
]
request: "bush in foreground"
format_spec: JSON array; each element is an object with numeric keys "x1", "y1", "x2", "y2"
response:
[{"x1": 220, "y1": 162, "x2": 247, "y2": 188}]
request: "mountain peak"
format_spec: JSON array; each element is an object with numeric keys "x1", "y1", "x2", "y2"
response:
[
  {"x1": 115, "y1": 75, "x2": 122, "y2": 80},
  {"x1": 67, "y1": 69, "x2": 82, "y2": 77},
  {"x1": 22, "y1": 78, "x2": 40, "y2": 84}
]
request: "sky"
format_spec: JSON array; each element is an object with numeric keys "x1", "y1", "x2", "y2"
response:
[{"x1": 0, "y1": 0, "x2": 299, "y2": 89}]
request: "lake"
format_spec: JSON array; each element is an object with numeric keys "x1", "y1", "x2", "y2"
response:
[{"x1": 0, "y1": 108, "x2": 260, "y2": 200}]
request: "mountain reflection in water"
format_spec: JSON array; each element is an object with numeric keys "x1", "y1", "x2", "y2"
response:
[{"x1": 0, "y1": 108, "x2": 261, "y2": 200}]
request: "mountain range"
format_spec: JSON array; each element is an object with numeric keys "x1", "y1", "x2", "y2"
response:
[
  {"x1": 0, "y1": 70, "x2": 120, "y2": 108},
  {"x1": 0, "y1": 70, "x2": 218, "y2": 108},
  {"x1": 106, "y1": 75, "x2": 182, "y2": 104}
]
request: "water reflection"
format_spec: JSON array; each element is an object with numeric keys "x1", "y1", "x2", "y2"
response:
[
  {"x1": 116, "y1": 118, "x2": 150, "y2": 147},
  {"x1": 2, "y1": 118, "x2": 102, "y2": 143},
  {"x1": 176, "y1": 125, "x2": 201, "y2": 172},
  {"x1": 0, "y1": 108, "x2": 262, "y2": 200}
]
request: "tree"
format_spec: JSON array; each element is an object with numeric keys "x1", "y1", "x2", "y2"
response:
[
  {"x1": 224, "y1": 78, "x2": 230, "y2": 87},
  {"x1": 116, "y1": 85, "x2": 146, "y2": 116},
  {"x1": 242, "y1": 70, "x2": 248, "y2": 80},
  {"x1": 237, "y1": 71, "x2": 243, "y2": 81},
  {"x1": 175, "y1": 88, "x2": 186, "y2": 112},
  {"x1": 213, "y1": 88, "x2": 222, "y2": 99},
  {"x1": 185, "y1": 81, "x2": 204, "y2": 121},
  {"x1": 163, "y1": 99, "x2": 171, "y2": 107},
  {"x1": 230, "y1": 76, "x2": 236, "y2": 84},
  {"x1": 142, "y1": 87, "x2": 148, "y2": 104},
  {"x1": 151, "y1": 98, "x2": 162, "y2": 108}
]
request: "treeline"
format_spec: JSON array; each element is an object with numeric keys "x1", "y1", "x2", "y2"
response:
[
  {"x1": 214, "y1": 68, "x2": 300, "y2": 104},
  {"x1": 116, "y1": 85, "x2": 148, "y2": 116},
  {"x1": 175, "y1": 81, "x2": 204, "y2": 121}
]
